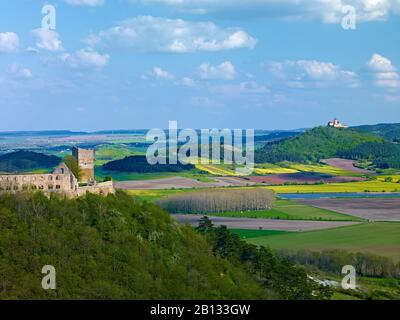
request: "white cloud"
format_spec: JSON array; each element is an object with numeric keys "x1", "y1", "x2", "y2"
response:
[
  {"x1": 87, "y1": 16, "x2": 256, "y2": 53},
  {"x1": 63, "y1": 0, "x2": 104, "y2": 6},
  {"x1": 199, "y1": 61, "x2": 237, "y2": 80},
  {"x1": 268, "y1": 59, "x2": 360, "y2": 88},
  {"x1": 60, "y1": 48, "x2": 109, "y2": 68},
  {"x1": 0, "y1": 32, "x2": 19, "y2": 53},
  {"x1": 32, "y1": 28, "x2": 63, "y2": 52},
  {"x1": 136, "y1": 0, "x2": 400, "y2": 23},
  {"x1": 367, "y1": 54, "x2": 400, "y2": 89},
  {"x1": 210, "y1": 81, "x2": 269, "y2": 95},
  {"x1": 6, "y1": 64, "x2": 33, "y2": 79},
  {"x1": 152, "y1": 67, "x2": 174, "y2": 79},
  {"x1": 180, "y1": 77, "x2": 195, "y2": 87}
]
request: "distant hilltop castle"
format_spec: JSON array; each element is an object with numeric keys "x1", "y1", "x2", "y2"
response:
[
  {"x1": 327, "y1": 118, "x2": 348, "y2": 128},
  {"x1": 0, "y1": 147, "x2": 114, "y2": 198}
]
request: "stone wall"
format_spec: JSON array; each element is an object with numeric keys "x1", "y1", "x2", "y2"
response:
[
  {"x1": 0, "y1": 171, "x2": 78, "y2": 197},
  {"x1": 76, "y1": 181, "x2": 115, "y2": 197}
]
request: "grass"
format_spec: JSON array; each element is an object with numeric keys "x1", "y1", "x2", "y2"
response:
[
  {"x1": 94, "y1": 144, "x2": 137, "y2": 166},
  {"x1": 127, "y1": 188, "x2": 195, "y2": 202},
  {"x1": 331, "y1": 292, "x2": 362, "y2": 300},
  {"x1": 263, "y1": 180, "x2": 400, "y2": 193},
  {"x1": 247, "y1": 222, "x2": 400, "y2": 261},
  {"x1": 230, "y1": 229, "x2": 291, "y2": 239},
  {"x1": 204, "y1": 199, "x2": 360, "y2": 221}
]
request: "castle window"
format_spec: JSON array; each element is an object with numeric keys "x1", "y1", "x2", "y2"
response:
[
  {"x1": 48, "y1": 185, "x2": 54, "y2": 190},
  {"x1": 39, "y1": 185, "x2": 44, "y2": 190},
  {"x1": 56, "y1": 185, "x2": 61, "y2": 189},
  {"x1": 13, "y1": 185, "x2": 19, "y2": 191}
]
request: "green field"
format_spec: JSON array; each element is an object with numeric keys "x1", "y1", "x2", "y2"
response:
[
  {"x1": 94, "y1": 144, "x2": 138, "y2": 166},
  {"x1": 248, "y1": 222, "x2": 400, "y2": 261},
  {"x1": 203, "y1": 199, "x2": 360, "y2": 221},
  {"x1": 96, "y1": 166, "x2": 214, "y2": 183},
  {"x1": 230, "y1": 229, "x2": 291, "y2": 239},
  {"x1": 127, "y1": 188, "x2": 197, "y2": 202}
]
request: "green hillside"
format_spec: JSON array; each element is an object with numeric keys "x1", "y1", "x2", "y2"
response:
[
  {"x1": 0, "y1": 151, "x2": 61, "y2": 173},
  {"x1": 103, "y1": 155, "x2": 195, "y2": 173},
  {"x1": 255, "y1": 126, "x2": 382, "y2": 164},
  {"x1": 339, "y1": 141, "x2": 400, "y2": 169},
  {"x1": 353, "y1": 123, "x2": 400, "y2": 142},
  {"x1": 0, "y1": 191, "x2": 329, "y2": 300}
]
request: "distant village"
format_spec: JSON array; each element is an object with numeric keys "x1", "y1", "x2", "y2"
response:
[{"x1": 0, "y1": 147, "x2": 114, "y2": 197}]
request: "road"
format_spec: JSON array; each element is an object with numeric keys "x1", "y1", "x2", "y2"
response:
[{"x1": 173, "y1": 214, "x2": 361, "y2": 232}]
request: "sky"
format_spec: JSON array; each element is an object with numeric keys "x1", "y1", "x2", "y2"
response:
[{"x1": 0, "y1": 0, "x2": 399, "y2": 131}]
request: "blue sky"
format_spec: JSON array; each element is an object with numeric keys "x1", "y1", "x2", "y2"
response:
[{"x1": 0, "y1": 0, "x2": 399, "y2": 131}]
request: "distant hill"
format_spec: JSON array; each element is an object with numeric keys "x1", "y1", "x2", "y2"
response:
[
  {"x1": 352, "y1": 123, "x2": 400, "y2": 142},
  {"x1": 103, "y1": 155, "x2": 195, "y2": 173},
  {"x1": 254, "y1": 131, "x2": 300, "y2": 143},
  {"x1": 0, "y1": 151, "x2": 61, "y2": 173},
  {"x1": 0, "y1": 130, "x2": 88, "y2": 137},
  {"x1": 255, "y1": 126, "x2": 383, "y2": 164},
  {"x1": 339, "y1": 141, "x2": 400, "y2": 169}
]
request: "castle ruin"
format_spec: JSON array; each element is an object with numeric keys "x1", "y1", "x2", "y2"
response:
[
  {"x1": 0, "y1": 147, "x2": 114, "y2": 198},
  {"x1": 72, "y1": 147, "x2": 95, "y2": 184},
  {"x1": 327, "y1": 118, "x2": 349, "y2": 128}
]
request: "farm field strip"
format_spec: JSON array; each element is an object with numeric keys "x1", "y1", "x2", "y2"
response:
[
  {"x1": 285, "y1": 163, "x2": 358, "y2": 177},
  {"x1": 193, "y1": 202, "x2": 361, "y2": 221},
  {"x1": 173, "y1": 214, "x2": 361, "y2": 232},
  {"x1": 298, "y1": 198, "x2": 400, "y2": 222},
  {"x1": 247, "y1": 222, "x2": 400, "y2": 261},
  {"x1": 263, "y1": 180, "x2": 400, "y2": 193}
]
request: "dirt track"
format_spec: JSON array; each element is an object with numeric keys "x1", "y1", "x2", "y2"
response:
[
  {"x1": 173, "y1": 215, "x2": 360, "y2": 232},
  {"x1": 299, "y1": 198, "x2": 400, "y2": 221}
]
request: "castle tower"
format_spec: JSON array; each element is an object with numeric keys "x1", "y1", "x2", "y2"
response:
[{"x1": 72, "y1": 147, "x2": 95, "y2": 184}]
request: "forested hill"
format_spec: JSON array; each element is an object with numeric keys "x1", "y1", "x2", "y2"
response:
[
  {"x1": 0, "y1": 151, "x2": 61, "y2": 173},
  {"x1": 0, "y1": 191, "x2": 329, "y2": 300},
  {"x1": 352, "y1": 123, "x2": 400, "y2": 143},
  {"x1": 255, "y1": 126, "x2": 382, "y2": 163}
]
